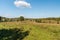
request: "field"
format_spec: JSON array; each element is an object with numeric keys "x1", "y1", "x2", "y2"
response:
[{"x1": 0, "y1": 21, "x2": 60, "y2": 40}]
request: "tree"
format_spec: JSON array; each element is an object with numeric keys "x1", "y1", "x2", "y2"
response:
[
  {"x1": 0, "y1": 16, "x2": 2, "y2": 22},
  {"x1": 35, "y1": 19, "x2": 42, "y2": 23},
  {"x1": 20, "y1": 16, "x2": 24, "y2": 21}
]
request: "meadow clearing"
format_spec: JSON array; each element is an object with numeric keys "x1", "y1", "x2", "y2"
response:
[{"x1": 0, "y1": 21, "x2": 60, "y2": 40}]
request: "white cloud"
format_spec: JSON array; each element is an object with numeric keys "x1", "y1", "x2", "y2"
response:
[{"x1": 14, "y1": 0, "x2": 31, "y2": 8}]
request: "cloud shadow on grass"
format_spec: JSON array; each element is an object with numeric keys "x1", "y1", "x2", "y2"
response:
[{"x1": 0, "y1": 28, "x2": 29, "y2": 40}]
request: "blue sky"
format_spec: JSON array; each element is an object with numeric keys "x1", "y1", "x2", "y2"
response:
[{"x1": 0, "y1": 0, "x2": 60, "y2": 18}]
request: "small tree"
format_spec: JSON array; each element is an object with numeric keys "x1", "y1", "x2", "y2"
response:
[{"x1": 20, "y1": 16, "x2": 24, "y2": 21}]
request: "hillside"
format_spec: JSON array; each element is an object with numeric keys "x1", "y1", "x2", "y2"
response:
[{"x1": 0, "y1": 21, "x2": 60, "y2": 40}]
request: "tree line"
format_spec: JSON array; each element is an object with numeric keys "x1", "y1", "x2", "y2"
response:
[
  {"x1": 0, "y1": 16, "x2": 60, "y2": 24},
  {"x1": 0, "y1": 16, "x2": 24, "y2": 22}
]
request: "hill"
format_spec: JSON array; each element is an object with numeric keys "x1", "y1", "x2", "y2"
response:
[{"x1": 0, "y1": 21, "x2": 60, "y2": 40}]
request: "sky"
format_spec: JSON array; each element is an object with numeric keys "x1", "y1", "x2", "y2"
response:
[{"x1": 0, "y1": 0, "x2": 60, "y2": 18}]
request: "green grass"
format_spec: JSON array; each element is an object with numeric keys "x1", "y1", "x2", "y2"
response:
[{"x1": 0, "y1": 21, "x2": 60, "y2": 40}]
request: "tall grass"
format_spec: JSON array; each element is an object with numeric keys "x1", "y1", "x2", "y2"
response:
[{"x1": 0, "y1": 21, "x2": 60, "y2": 40}]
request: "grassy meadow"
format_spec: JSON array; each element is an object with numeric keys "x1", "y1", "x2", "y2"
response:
[{"x1": 0, "y1": 21, "x2": 60, "y2": 40}]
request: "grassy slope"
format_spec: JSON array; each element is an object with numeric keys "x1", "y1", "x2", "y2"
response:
[{"x1": 0, "y1": 21, "x2": 60, "y2": 40}]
